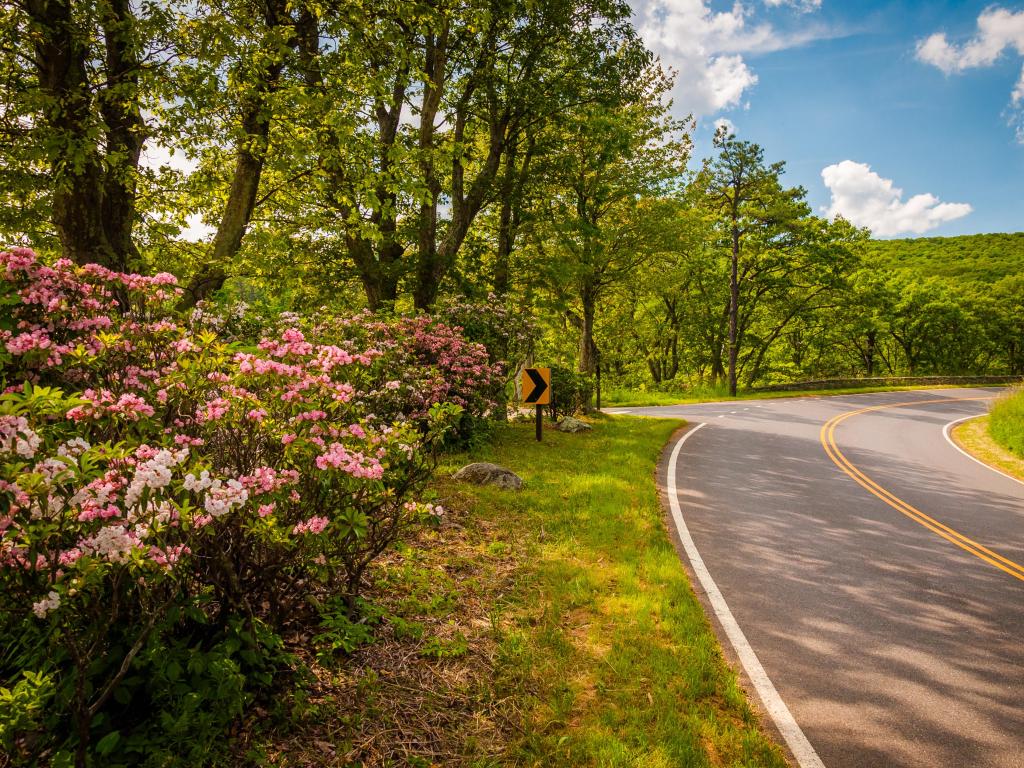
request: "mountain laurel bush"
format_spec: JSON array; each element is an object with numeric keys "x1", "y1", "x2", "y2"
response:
[{"x1": 0, "y1": 249, "x2": 499, "y2": 765}]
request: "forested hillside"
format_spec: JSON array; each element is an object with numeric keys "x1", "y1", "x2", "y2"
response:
[{"x1": 863, "y1": 233, "x2": 1024, "y2": 284}]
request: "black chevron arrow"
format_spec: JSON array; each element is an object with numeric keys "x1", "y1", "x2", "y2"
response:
[{"x1": 524, "y1": 368, "x2": 548, "y2": 404}]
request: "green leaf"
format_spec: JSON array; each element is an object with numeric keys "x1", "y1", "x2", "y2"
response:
[{"x1": 95, "y1": 730, "x2": 121, "y2": 755}]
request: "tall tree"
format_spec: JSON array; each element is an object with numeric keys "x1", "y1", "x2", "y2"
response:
[
  {"x1": 701, "y1": 129, "x2": 806, "y2": 395},
  {"x1": 532, "y1": 69, "x2": 690, "y2": 375},
  {"x1": 1, "y1": 0, "x2": 163, "y2": 270},
  {"x1": 168, "y1": 0, "x2": 310, "y2": 306}
]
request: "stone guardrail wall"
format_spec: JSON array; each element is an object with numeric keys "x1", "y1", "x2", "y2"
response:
[{"x1": 752, "y1": 375, "x2": 1024, "y2": 393}]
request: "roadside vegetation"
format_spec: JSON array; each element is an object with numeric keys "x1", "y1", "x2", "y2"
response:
[
  {"x1": 246, "y1": 415, "x2": 788, "y2": 766},
  {"x1": 989, "y1": 388, "x2": 1024, "y2": 459},
  {"x1": 953, "y1": 416, "x2": 1024, "y2": 483}
]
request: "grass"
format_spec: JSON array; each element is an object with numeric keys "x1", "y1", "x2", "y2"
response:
[
  {"x1": 952, "y1": 414, "x2": 1024, "y2": 483},
  {"x1": 249, "y1": 416, "x2": 789, "y2": 766},
  {"x1": 989, "y1": 387, "x2": 1024, "y2": 458},
  {"x1": 441, "y1": 415, "x2": 787, "y2": 766},
  {"x1": 602, "y1": 383, "x2": 1003, "y2": 408}
]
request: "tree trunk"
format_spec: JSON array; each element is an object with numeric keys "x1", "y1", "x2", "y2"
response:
[
  {"x1": 98, "y1": 0, "x2": 145, "y2": 272},
  {"x1": 728, "y1": 225, "x2": 740, "y2": 396},
  {"x1": 493, "y1": 136, "x2": 534, "y2": 295},
  {"x1": 415, "y1": 22, "x2": 509, "y2": 310},
  {"x1": 179, "y1": 72, "x2": 279, "y2": 307},
  {"x1": 179, "y1": 0, "x2": 289, "y2": 308},
  {"x1": 494, "y1": 145, "x2": 516, "y2": 296},
  {"x1": 412, "y1": 25, "x2": 448, "y2": 311},
  {"x1": 27, "y1": 0, "x2": 138, "y2": 272},
  {"x1": 865, "y1": 329, "x2": 876, "y2": 376},
  {"x1": 579, "y1": 283, "x2": 597, "y2": 375}
]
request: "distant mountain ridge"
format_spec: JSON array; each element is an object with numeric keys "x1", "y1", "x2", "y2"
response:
[{"x1": 861, "y1": 232, "x2": 1024, "y2": 284}]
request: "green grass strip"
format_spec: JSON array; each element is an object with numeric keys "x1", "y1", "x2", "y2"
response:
[
  {"x1": 989, "y1": 387, "x2": 1024, "y2": 458},
  {"x1": 438, "y1": 416, "x2": 788, "y2": 767}
]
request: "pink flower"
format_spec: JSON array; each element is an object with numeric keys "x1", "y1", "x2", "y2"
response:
[
  {"x1": 293, "y1": 516, "x2": 329, "y2": 535},
  {"x1": 201, "y1": 397, "x2": 231, "y2": 422},
  {"x1": 315, "y1": 443, "x2": 384, "y2": 479}
]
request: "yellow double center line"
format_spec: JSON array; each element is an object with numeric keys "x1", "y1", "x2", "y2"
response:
[{"x1": 821, "y1": 397, "x2": 1024, "y2": 583}]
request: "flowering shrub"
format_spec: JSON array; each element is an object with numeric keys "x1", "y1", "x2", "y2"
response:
[
  {"x1": 313, "y1": 312, "x2": 504, "y2": 442},
  {"x1": 0, "y1": 250, "x2": 478, "y2": 765},
  {"x1": 435, "y1": 294, "x2": 536, "y2": 372},
  {"x1": 0, "y1": 246, "x2": 179, "y2": 387}
]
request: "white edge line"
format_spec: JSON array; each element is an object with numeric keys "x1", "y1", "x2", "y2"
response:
[
  {"x1": 667, "y1": 424, "x2": 826, "y2": 768},
  {"x1": 942, "y1": 415, "x2": 1024, "y2": 488}
]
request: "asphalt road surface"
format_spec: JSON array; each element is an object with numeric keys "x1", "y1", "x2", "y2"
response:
[{"x1": 609, "y1": 389, "x2": 1023, "y2": 768}]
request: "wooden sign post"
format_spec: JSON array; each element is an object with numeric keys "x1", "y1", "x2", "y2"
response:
[{"x1": 521, "y1": 367, "x2": 551, "y2": 441}]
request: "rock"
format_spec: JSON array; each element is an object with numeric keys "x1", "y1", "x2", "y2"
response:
[
  {"x1": 556, "y1": 416, "x2": 592, "y2": 433},
  {"x1": 452, "y1": 462, "x2": 523, "y2": 490}
]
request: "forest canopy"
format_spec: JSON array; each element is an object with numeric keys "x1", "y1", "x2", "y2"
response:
[{"x1": 1, "y1": 0, "x2": 1021, "y2": 396}]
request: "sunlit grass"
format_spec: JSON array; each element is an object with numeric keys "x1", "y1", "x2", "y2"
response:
[
  {"x1": 952, "y1": 415, "x2": 1024, "y2": 482},
  {"x1": 989, "y1": 387, "x2": 1024, "y2": 459},
  {"x1": 437, "y1": 416, "x2": 788, "y2": 767}
]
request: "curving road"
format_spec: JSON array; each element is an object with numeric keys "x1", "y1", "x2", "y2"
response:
[{"x1": 609, "y1": 389, "x2": 1024, "y2": 768}]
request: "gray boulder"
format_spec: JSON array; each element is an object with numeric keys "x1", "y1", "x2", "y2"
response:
[
  {"x1": 452, "y1": 462, "x2": 523, "y2": 490},
  {"x1": 556, "y1": 416, "x2": 593, "y2": 433}
]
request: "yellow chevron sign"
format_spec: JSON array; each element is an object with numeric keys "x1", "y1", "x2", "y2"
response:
[{"x1": 521, "y1": 367, "x2": 551, "y2": 405}]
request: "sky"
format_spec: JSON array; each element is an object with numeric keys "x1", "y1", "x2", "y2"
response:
[{"x1": 630, "y1": 0, "x2": 1024, "y2": 237}]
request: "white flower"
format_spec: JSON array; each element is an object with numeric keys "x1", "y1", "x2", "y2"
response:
[
  {"x1": 32, "y1": 591, "x2": 61, "y2": 619},
  {"x1": 125, "y1": 448, "x2": 189, "y2": 507},
  {"x1": 81, "y1": 525, "x2": 135, "y2": 563},
  {"x1": 35, "y1": 457, "x2": 73, "y2": 483},
  {"x1": 203, "y1": 479, "x2": 248, "y2": 518},
  {"x1": 15, "y1": 432, "x2": 41, "y2": 458},
  {"x1": 0, "y1": 415, "x2": 42, "y2": 458},
  {"x1": 57, "y1": 437, "x2": 90, "y2": 458},
  {"x1": 183, "y1": 470, "x2": 212, "y2": 492}
]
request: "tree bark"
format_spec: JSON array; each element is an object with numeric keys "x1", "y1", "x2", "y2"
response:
[
  {"x1": 412, "y1": 24, "x2": 448, "y2": 311},
  {"x1": 728, "y1": 223, "x2": 740, "y2": 396},
  {"x1": 27, "y1": 0, "x2": 142, "y2": 272},
  {"x1": 494, "y1": 135, "x2": 534, "y2": 295},
  {"x1": 414, "y1": 20, "x2": 510, "y2": 310},
  {"x1": 579, "y1": 281, "x2": 597, "y2": 375},
  {"x1": 179, "y1": 1, "x2": 289, "y2": 308},
  {"x1": 98, "y1": 0, "x2": 145, "y2": 271}
]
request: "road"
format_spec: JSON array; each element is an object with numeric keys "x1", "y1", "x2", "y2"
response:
[{"x1": 609, "y1": 389, "x2": 1024, "y2": 768}]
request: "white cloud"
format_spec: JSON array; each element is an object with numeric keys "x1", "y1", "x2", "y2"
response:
[
  {"x1": 821, "y1": 160, "x2": 972, "y2": 237},
  {"x1": 630, "y1": 0, "x2": 827, "y2": 116},
  {"x1": 917, "y1": 7, "x2": 1024, "y2": 140},
  {"x1": 764, "y1": 0, "x2": 821, "y2": 12},
  {"x1": 916, "y1": 7, "x2": 1024, "y2": 73},
  {"x1": 713, "y1": 117, "x2": 736, "y2": 135}
]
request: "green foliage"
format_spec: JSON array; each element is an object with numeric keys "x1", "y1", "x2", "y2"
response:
[
  {"x1": 990, "y1": 388, "x2": 1024, "y2": 457},
  {"x1": 0, "y1": 670, "x2": 55, "y2": 755},
  {"x1": 862, "y1": 233, "x2": 1024, "y2": 284},
  {"x1": 419, "y1": 631, "x2": 469, "y2": 660},
  {"x1": 548, "y1": 366, "x2": 594, "y2": 418},
  {"x1": 314, "y1": 598, "x2": 384, "y2": 661}
]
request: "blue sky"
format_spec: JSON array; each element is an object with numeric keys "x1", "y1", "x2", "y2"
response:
[{"x1": 630, "y1": 0, "x2": 1024, "y2": 237}]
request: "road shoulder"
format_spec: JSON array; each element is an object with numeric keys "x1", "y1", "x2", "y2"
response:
[
  {"x1": 948, "y1": 414, "x2": 1024, "y2": 484},
  {"x1": 656, "y1": 422, "x2": 805, "y2": 768}
]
